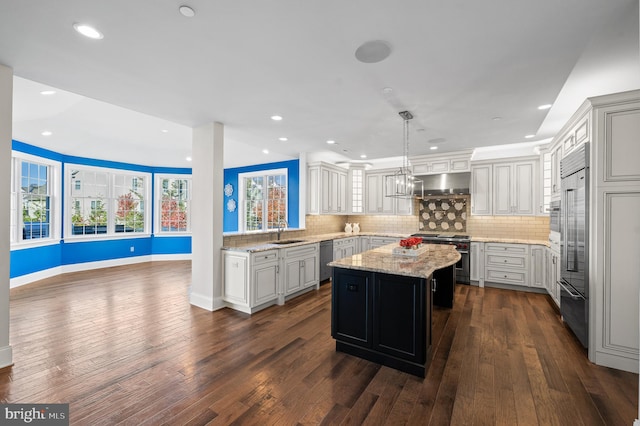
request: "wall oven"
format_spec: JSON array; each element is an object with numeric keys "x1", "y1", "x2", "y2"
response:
[{"x1": 559, "y1": 143, "x2": 589, "y2": 348}]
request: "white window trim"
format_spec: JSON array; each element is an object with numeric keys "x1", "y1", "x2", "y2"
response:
[
  {"x1": 155, "y1": 173, "x2": 192, "y2": 236},
  {"x1": 10, "y1": 151, "x2": 62, "y2": 249},
  {"x1": 64, "y1": 164, "x2": 152, "y2": 241},
  {"x1": 238, "y1": 168, "x2": 288, "y2": 234}
]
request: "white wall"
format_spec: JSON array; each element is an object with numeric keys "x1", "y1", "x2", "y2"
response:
[{"x1": 0, "y1": 64, "x2": 13, "y2": 368}]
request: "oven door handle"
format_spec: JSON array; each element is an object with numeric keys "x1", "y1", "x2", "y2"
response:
[
  {"x1": 457, "y1": 250, "x2": 469, "y2": 255},
  {"x1": 558, "y1": 279, "x2": 584, "y2": 300}
]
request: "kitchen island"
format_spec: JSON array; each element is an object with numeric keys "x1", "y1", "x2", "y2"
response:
[{"x1": 328, "y1": 243, "x2": 460, "y2": 377}]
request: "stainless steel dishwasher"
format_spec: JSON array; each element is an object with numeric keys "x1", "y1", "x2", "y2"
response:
[{"x1": 319, "y1": 240, "x2": 333, "y2": 282}]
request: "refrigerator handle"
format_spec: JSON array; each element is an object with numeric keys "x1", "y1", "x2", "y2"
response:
[{"x1": 558, "y1": 279, "x2": 584, "y2": 300}]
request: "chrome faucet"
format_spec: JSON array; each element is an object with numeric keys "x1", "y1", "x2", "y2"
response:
[{"x1": 276, "y1": 219, "x2": 288, "y2": 240}]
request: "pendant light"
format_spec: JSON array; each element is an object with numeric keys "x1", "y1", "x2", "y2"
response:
[{"x1": 385, "y1": 111, "x2": 423, "y2": 198}]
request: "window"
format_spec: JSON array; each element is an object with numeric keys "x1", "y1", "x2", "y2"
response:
[
  {"x1": 10, "y1": 154, "x2": 59, "y2": 244},
  {"x1": 351, "y1": 168, "x2": 363, "y2": 214},
  {"x1": 157, "y1": 176, "x2": 191, "y2": 233},
  {"x1": 240, "y1": 169, "x2": 287, "y2": 232},
  {"x1": 68, "y1": 166, "x2": 149, "y2": 236}
]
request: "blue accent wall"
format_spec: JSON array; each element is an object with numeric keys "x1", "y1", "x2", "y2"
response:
[
  {"x1": 223, "y1": 159, "x2": 300, "y2": 232},
  {"x1": 10, "y1": 140, "x2": 193, "y2": 279},
  {"x1": 10, "y1": 141, "x2": 296, "y2": 280}
]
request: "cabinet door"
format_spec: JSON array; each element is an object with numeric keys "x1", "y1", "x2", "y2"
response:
[
  {"x1": 373, "y1": 273, "x2": 426, "y2": 362},
  {"x1": 493, "y1": 164, "x2": 512, "y2": 215},
  {"x1": 365, "y1": 174, "x2": 382, "y2": 214},
  {"x1": 307, "y1": 166, "x2": 320, "y2": 214},
  {"x1": 301, "y1": 255, "x2": 318, "y2": 288},
  {"x1": 470, "y1": 242, "x2": 483, "y2": 282},
  {"x1": 332, "y1": 268, "x2": 372, "y2": 346},
  {"x1": 396, "y1": 195, "x2": 413, "y2": 216},
  {"x1": 530, "y1": 245, "x2": 546, "y2": 289},
  {"x1": 283, "y1": 258, "x2": 303, "y2": 295},
  {"x1": 329, "y1": 170, "x2": 339, "y2": 214},
  {"x1": 337, "y1": 171, "x2": 347, "y2": 213},
  {"x1": 321, "y1": 168, "x2": 331, "y2": 214},
  {"x1": 513, "y1": 162, "x2": 535, "y2": 215},
  {"x1": 471, "y1": 165, "x2": 492, "y2": 215},
  {"x1": 550, "y1": 143, "x2": 562, "y2": 198},
  {"x1": 253, "y1": 262, "x2": 279, "y2": 305},
  {"x1": 430, "y1": 160, "x2": 450, "y2": 173},
  {"x1": 223, "y1": 253, "x2": 248, "y2": 305}
]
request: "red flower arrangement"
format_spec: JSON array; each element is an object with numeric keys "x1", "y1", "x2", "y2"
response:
[{"x1": 399, "y1": 237, "x2": 423, "y2": 248}]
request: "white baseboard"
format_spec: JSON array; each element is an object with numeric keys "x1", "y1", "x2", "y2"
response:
[
  {"x1": 10, "y1": 254, "x2": 192, "y2": 289},
  {"x1": 0, "y1": 345, "x2": 13, "y2": 369}
]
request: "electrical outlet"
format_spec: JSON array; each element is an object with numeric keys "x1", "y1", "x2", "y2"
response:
[{"x1": 130, "y1": 246, "x2": 134, "y2": 252}]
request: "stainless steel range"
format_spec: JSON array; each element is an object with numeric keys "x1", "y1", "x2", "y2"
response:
[{"x1": 411, "y1": 233, "x2": 471, "y2": 284}]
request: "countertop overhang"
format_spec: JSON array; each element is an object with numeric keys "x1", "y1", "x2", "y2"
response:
[{"x1": 328, "y1": 243, "x2": 461, "y2": 280}]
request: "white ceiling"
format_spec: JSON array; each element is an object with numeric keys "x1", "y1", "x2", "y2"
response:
[{"x1": 1, "y1": 1, "x2": 639, "y2": 168}]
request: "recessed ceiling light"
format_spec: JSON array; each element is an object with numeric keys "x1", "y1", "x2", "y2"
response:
[
  {"x1": 492, "y1": 116, "x2": 502, "y2": 121},
  {"x1": 326, "y1": 140, "x2": 336, "y2": 144},
  {"x1": 186, "y1": 156, "x2": 192, "y2": 162},
  {"x1": 416, "y1": 128, "x2": 425, "y2": 132},
  {"x1": 161, "y1": 129, "x2": 169, "y2": 133},
  {"x1": 279, "y1": 137, "x2": 288, "y2": 141},
  {"x1": 40, "y1": 90, "x2": 56, "y2": 96},
  {"x1": 73, "y1": 23, "x2": 103, "y2": 39},
  {"x1": 525, "y1": 134, "x2": 535, "y2": 139},
  {"x1": 179, "y1": 5, "x2": 196, "y2": 17},
  {"x1": 382, "y1": 87, "x2": 393, "y2": 94},
  {"x1": 430, "y1": 146, "x2": 438, "y2": 150},
  {"x1": 262, "y1": 149, "x2": 269, "y2": 154},
  {"x1": 360, "y1": 154, "x2": 367, "y2": 159},
  {"x1": 41, "y1": 131, "x2": 52, "y2": 136},
  {"x1": 270, "y1": 115, "x2": 283, "y2": 121},
  {"x1": 538, "y1": 104, "x2": 552, "y2": 110},
  {"x1": 428, "y1": 138, "x2": 446, "y2": 145},
  {"x1": 355, "y1": 40, "x2": 392, "y2": 63}
]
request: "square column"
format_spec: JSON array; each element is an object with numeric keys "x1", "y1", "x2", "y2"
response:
[{"x1": 190, "y1": 122, "x2": 225, "y2": 311}]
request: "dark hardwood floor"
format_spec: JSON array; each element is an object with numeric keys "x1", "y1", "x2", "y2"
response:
[{"x1": 1, "y1": 261, "x2": 637, "y2": 425}]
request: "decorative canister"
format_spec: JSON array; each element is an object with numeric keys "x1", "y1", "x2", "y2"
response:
[
  {"x1": 344, "y1": 223, "x2": 352, "y2": 233},
  {"x1": 352, "y1": 223, "x2": 360, "y2": 233}
]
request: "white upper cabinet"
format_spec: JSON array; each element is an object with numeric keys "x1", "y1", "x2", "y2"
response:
[
  {"x1": 307, "y1": 162, "x2": 348, "y2": 215},
  {"x1": 470, "y1": 164, "x2": 492, "y2": 215},
  {"x1": 471, "y1": 158, "x2": 538, "y2": 216},
  {"x1": 365, "y1": 169, "x2": 413, "y2": 215},
  {"x1": 410, "y1": 150, "x2": 472, "y2": 175}
]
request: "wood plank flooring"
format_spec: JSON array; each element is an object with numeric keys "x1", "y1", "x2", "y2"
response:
[{"x1": 1, "y1": 261, "x2": 637, "y2": 425}]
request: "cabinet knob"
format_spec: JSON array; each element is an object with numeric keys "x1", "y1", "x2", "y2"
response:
[
  {"x1": 504, "y1": 259, "x2": 507, "y2": 262},
  {"x1": 504, "y1": 275, "x2": 508, "y2": 278}
]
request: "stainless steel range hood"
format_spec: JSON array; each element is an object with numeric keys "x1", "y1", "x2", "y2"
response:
[{"x1": 414, "y1": 172, "x2": 471, "y2": 197}]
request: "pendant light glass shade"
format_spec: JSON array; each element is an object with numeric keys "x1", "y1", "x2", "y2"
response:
[{"x1": 385, "y1": 111, "x2": 423, "y2": 199}]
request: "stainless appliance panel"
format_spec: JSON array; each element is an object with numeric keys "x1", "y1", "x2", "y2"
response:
[
  {"x1": 559, "y1": 142, "x2": 589, "y2": 348},
  {"x1": 549, "y1": 200, "x2": 561, "y2": 233}
]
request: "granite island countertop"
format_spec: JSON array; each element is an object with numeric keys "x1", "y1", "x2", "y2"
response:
[{"x1": 328, "y1": 243, "x2": 461, "y2": 280}]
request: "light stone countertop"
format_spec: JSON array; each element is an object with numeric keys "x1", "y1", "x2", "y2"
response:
[
  {"x1": 470, "y1": 237, "x2": 550, "y2": 246},
  {"x1": 328, "y1": 243, "x2": 461, "y2": 280},
  {"x1": 222, "y1": 232, "x2": 410, "y2": 253}
]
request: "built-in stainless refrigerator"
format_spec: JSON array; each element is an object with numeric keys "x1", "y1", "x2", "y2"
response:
[{"x1": 559, "y1": 143, "x2": 589, "y2": 348}]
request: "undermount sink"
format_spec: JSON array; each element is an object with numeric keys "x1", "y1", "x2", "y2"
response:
[{"x1": 271, "y1": 239, "x2": 307, "y2": 245}]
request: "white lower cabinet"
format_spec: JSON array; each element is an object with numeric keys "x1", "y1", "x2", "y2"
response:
[
  {"x1": 223, "y1": 249, "x2": 279, "y2": 314},
  {"x1": 333, "y1": 237, "x2": 358, "y2": 260},
  {"x1": 367, "y1": 236, "x2": 400, "y2": 250},
  {"x1": 470, "y1": 242, "x2": 484, "y2": 286},
  {"x1": 282, "y1": 244, "x2": 319, "y2": 297},
  {"x1": 530, "y1": 245, "x2": 547, "y2": 289},
  {"x1": 545, "y1": 247, "x2": 560, "y2": 308},
  {"x1": 223, "y1": 243, "x2": 320, "y2": 314},
  {"x1": 484, "y1": 243, "x2": 530, "y2": 287}
]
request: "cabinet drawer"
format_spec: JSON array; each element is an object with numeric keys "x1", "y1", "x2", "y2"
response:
[
  {"x1": 334, "y1": 237, "x2": 357, "y2": 247},
  {"x1": 485, "y1": 268, "x2": 528, "y2": 286},
  {"x1": 252, "y1": 250, "x2": 279, "y2": 264},
  {"x1": 485, "y1": 254, "x2": 527, "y2": 269},
  {"x1": 484, "y1": 243, "x2": 529, "y2": 255},
  {"x1": 370, "y1": 237, "x2": 399, "y2": 246},
  {"x1": 283, "y1": 243, "x2": 318, "y2": 258}
]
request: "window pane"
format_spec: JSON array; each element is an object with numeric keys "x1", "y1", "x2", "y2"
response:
[
  {"x1": 266, "y1": 174, "x2": 286, "y2": 230},
  {"x1": 70, "y1": 169, "x2": 109, "y2": 235},
  {"x1": 21, "y1": 160, "x2": 50, "y2": 240},
  {"x1": 160, "y1": 178, "x2": 190, "y2": 232},
  {"x1": 114, "y1": 174, "x2": 145, "y2": 233},
  {"x1": 244, "y1": 177, "x2": 263, "y2": 231}
]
